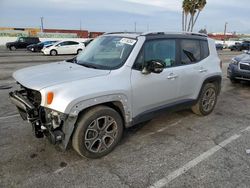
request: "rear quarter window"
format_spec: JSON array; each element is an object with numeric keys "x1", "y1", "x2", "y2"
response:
[
  {"x1": 180, "y1": 39, "x2": 209, "y2": 65},
  {"x1": 200, "y1": 40, "x2": 209, "y2": 59},
  {"x1": 180, "y1": 39, "x2": 201, "y2": 65}
]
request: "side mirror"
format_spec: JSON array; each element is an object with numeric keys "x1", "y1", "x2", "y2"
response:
[{"x1": 142, "y1": 60, "x2": 165, "y2": 74}]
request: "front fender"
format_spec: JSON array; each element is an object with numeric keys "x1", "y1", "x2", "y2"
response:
[{"x1": 67, "y1": 94, "x2": 132, "y2": 125}]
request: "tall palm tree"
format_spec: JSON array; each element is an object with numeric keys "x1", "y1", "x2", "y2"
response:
[
  {"x1": 191, "y1": 0, "x2": 207, "y2": 31},
  {"x1": 182, "y1": 0, "x2": 191, "y2": 31},
  {"x1": 182, "y1": 0, "x2": 207, "y2": 32}
]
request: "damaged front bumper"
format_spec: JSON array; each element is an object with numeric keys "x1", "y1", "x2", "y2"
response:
[{"x1": 9, "y1": 89, "x2": 77, "y2": 150}]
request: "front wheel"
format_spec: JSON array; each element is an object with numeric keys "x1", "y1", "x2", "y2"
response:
[
  {"x1": 192, "y1": 83, "x2": 218, "y2": 116},
  {"x1": 77, "y1": 49, "x2": 82, "y2": 54},
  {"x1": 10, "y1": 46, "x2": 16, "y2": 51},
  {"x1": 72, "y1": 106, "x2": 123, "y2": 158},
  {"x1": 50, "y1": 50, "x2": 57, "y2": 56}
]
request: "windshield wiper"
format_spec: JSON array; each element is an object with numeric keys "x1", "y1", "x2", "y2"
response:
[
  {"x1": 66, "y1": 57, "x2": 77, "y2": 63},
  {"x1": 78, "y1": 61, "x2": 98, "y2": 69}
]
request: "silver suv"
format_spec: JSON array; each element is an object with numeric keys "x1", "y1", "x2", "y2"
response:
[{"x1": 9, "y1": 32, "x2": 222, "y2": 158}]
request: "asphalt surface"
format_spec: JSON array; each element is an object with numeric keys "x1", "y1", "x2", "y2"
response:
[{"x1": 0, "y1": 47, "x2": 250, "y2": 188}]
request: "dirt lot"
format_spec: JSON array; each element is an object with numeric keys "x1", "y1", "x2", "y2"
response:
[{"x1": 0, "y1": 47, "x2": 250, "y2": 188}]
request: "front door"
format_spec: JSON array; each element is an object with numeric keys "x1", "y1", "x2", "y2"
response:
[
  {"x1": 56, "y1": 41, "x2": 70, "y2": 54},
  {"x1": 131, "y1": 39, "x2": 182, "y2": 117}
]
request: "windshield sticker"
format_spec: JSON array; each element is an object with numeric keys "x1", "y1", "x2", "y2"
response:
[{"x1": 120, "y1": 38, "x2": 136, "y2": 45}]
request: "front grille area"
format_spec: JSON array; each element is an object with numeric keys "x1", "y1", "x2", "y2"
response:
[
  {"x1": 17, "y1": 84, "x2": 42, "y2": 107},
  {"x1": 26, "y1": 88, "x2": 41, "y2": 107},
  {"x1": 240, "y1": 63, "x2": 250, "y2": 71}
]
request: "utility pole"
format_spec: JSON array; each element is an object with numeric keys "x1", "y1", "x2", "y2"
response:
[
  {"x1": 134, "y1": 22, "x2": 137, "y2": 32},
  {"x1": 80, "y1": 20, "x2": 82, "y2": 31},
  {"x1": 40, "y1": 17, "x2": 44, "y2": 33},
  {"x1": 223, "y1": 22, "x2": 228, "y2": 44}
]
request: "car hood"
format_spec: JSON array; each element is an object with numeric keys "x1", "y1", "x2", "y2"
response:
[
  {"x1": 13, "y1": 61, "x2": 111, "y2": 91},
  {"x1": 234, "y1": 53, "x2": 250, "y2": 62}
]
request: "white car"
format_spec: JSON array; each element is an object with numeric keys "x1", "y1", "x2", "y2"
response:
[{"x1": 42, "y1": 41, "x2": 85, "y2": 56}]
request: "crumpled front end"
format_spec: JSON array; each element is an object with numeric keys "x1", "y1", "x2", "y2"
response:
[{"x1": 9, "y1": 83, "x2": 76, "y2": 149}]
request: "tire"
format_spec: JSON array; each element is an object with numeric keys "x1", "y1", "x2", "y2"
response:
[
  {"x1": 72, "y1": 105, "x2": 124, "y2": 158},
  {"x1": 77, "y1": 49, "x2": 82, "y2": 54},
  {"x1": 191, "y1": 83, "x2": 218, "y2": 116},
  {"x1": 10, "y1": 46, "x2": 16, "y2": 51},
  {"x1": 230, "y1": 78, "x2": 239, "y2": 84},
  {"x1": 50, "y1": 50, "x2": 57, "y2": 56}
]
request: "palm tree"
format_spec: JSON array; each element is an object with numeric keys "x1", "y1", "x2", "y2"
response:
[
  {"x1": 182, "y1": 0, "x2": 192, "y2": 31},
  {"x1": 182, "y1": 0, "x2": 207, "y2": 32},
  {"x1": 191, "y1": 0, "x2": 207, "y2": 31}
]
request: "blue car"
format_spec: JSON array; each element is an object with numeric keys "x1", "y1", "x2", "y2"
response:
[
  {"x1": 227, "y1": 52, "x2": 250, "y2": 83},
  {"x1": 27, "y1": 40, "x2": 58, "y2": 52}
]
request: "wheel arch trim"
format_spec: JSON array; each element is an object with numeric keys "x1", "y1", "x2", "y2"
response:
[
  {"x1": 61, "y1": 94, "x2": 131, "y2": 149},
  {"x1": 199, "y1": 75, "x2": 222, "y2": 98}
]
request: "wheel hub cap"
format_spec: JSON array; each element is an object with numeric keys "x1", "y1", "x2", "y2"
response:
[{"x1": 84, "y1": 116, "x2": 118, "y2": 153}]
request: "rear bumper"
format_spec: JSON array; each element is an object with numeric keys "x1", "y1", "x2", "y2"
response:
[{"x1": 227, "y1": 63, "x2": 250, "y2": 81}]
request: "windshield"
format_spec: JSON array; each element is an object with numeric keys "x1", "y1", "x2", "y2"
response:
[{"x1": 76, "y1": 36, "x2": 137, "y2": 70}]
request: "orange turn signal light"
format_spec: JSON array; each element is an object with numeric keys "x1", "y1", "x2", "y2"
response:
[{"x1": 47, "y1": 92, "x2": 54, "y2": 105}]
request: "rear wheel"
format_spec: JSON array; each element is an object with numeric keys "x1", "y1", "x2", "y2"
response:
[
  {"x1": 192, "y1": 83, "x2": 218, "y2": 116},
  {"x1": 72, "y1": 106, "x2": 124, "y2": 158},
  {"x1": 50, "y1": 50, "x2": 57, "y2": 56}
]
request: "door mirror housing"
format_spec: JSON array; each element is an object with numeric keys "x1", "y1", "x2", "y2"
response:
[{"x1": 142, "y1": 60, "x2": 165, "y2": 74}]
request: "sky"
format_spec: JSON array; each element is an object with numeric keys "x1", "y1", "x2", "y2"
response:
[{"x1": 0, "y1": 0, "x2": 250, "y2": 34}]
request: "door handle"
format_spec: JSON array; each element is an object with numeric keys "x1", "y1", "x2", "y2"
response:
[
  {"x1": 199, "y1": 68, "x2": 208, "y2": 73},
  {"x1": 167, "y1": 73, "x2": 178, "y2": 80}
]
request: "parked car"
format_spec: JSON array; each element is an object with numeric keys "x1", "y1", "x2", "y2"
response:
[
  {"x1": 227, "y1": 51, "x2": 250, "y2": 83},
  {"x1": 6, "y1": 37, "x2": 40, "y2": 50},
  {"x1": 42, "y1": 41, "x2": 85, "y2": 55},
  {"x1": 229, "y1": 41, "x2": 250, "y2": 51},
  {"x1": 9, "y1": 32, "x2": 222, "y2": 158},
  {"x1": 27, "y1": 41, "x2": 58, "y2": 52},
  {"x1": 216, "y1": 43, "x2": 223, "y2": 50}
]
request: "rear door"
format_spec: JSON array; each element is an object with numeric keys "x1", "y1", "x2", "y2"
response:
[{"x1": 176, "y1": 39, "x2": 209, "y2": 100}]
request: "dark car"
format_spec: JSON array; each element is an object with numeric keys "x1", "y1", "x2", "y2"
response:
[
  {"x1": 27, "y1": 41, "x2": 58, "y2": 52},
  {"x1": 216, "y1": 43, "x2": 223, "y2": 50},
  {"x1": 227, "y1": 52, "x2": 250, "y2": 83},
  {"x1": 229, "y1": 41, "x2": 250, "y2": 51},
  {"x1": 6, "y1": 37, "x2": 40, "y2": 50}
]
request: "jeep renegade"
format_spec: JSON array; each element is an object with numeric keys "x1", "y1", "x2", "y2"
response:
[{"x1": 9, "y1": 32, "x2": 222, "y2": 158}]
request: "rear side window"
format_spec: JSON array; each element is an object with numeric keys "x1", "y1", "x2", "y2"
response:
[
  {"x1": 200, "y1": 40, "x2": 209, "y2": 59},
  {"x1": 181, "y1": 39, "x2": 201, "y2": 64}
]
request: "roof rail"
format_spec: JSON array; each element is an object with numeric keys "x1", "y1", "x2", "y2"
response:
[
  {"x1": 104, "y1": 32, "x2": 142, "y2": 35},
  {"x1": 141, "y1": 31, "x2": 208, "y2": 37}
]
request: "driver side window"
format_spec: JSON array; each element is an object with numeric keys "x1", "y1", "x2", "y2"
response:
[{"x1": 133, "y1": 39, "x2": 176, "y2": 71}]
